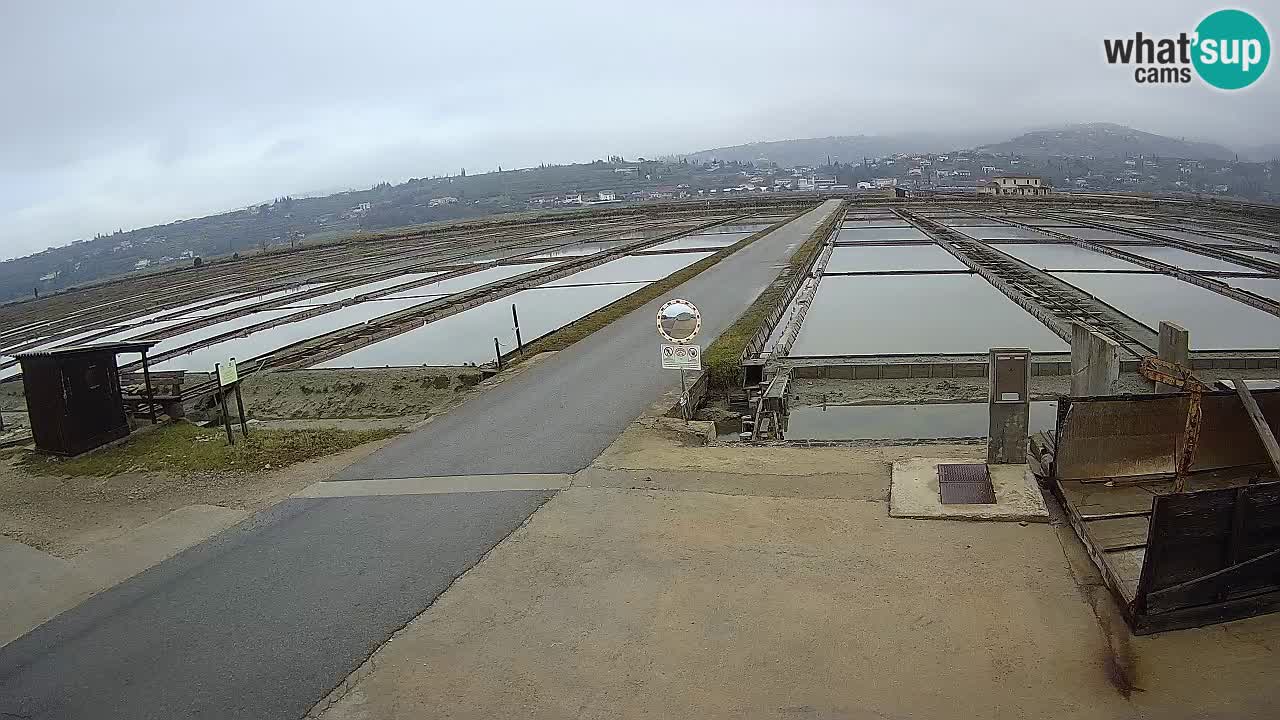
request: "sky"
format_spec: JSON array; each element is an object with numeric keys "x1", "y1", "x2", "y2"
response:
[{"x1": 1, "y1": 0, "x2": 1276, "y2": 260}]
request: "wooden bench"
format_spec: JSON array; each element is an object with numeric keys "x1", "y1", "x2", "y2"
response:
[{"x1": 120, "y1": 370, "x2": 188, "y2": 419}]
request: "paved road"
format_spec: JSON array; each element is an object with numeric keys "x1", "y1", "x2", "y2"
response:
[
  {"x1": 0, "y1": 200, "x2": 841, "y2": 719},
  {"x1": 0, "y1": 492, "x2": 554, "y2": 719},
  {"x1": 339, "y1": 199, "x2": 842, "y2": 479}
]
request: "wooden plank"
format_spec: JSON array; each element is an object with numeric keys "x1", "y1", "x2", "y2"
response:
[
  {"x1": 1058, "y1": 480, "x2": 1157, "y2": 516},
  {"x1": 1081, "y1": 509, "x2": 1151, "y2": 521},
  {"x1": 1135, "y1": 587, "x2": 1280, "y2": 635},
  {"x1": 1147, "y1": 546, "x2": 1280, "y2": 604},
  {"x1": 1233, "y1": 379, "x2": 1280, "y2": 483},
  {"x1": 1086, "y1": 515, "x2": 1152, "y2": 549},
  {"x1": 1108, "y1": 547, "x2": 1146, "y2": 602}
]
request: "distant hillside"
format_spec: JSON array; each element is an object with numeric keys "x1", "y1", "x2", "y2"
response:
[
  {"x1": 1243, "y1": 143, "x2": 1280, "y2": 162},
  {"x1": 977, "y1": 123, "x2": 1235, "y2": 161},
  {"x1": 674, "y1": 131, "x2": 1008, "y2": 167}
]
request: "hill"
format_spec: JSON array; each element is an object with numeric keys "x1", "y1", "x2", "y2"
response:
[
  {"x1": 976, "y1": 123, "x2": 1234, "y2": 161},
  {"x1": 674, "y1": 131, "x2": 1007, "y2": 167}
]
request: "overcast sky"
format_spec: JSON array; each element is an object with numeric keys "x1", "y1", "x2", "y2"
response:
[{"x1": 1, "y1": 1, "x2": 1275, "y2": 260}]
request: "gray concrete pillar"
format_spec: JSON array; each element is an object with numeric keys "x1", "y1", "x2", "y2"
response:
[
  {"x1": 988, "y1": 348, "x2": 1031, "y2": 465},
  {"x1": 1156, "y1": 321, "x2": 1190, "y2": 393},
  {"x1": 1070, "y1": 323, "x2": 1120, "y2": 396}
]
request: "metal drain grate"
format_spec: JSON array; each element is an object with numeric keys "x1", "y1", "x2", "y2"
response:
[{"x1": 938, "y1": 463, "x2": 996, "y2": 504}]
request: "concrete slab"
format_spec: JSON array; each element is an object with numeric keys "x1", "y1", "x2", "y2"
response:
[
  {"x1": 0, "y1": 539, "x2": 94, "y2": 648},
  {"x1": 890, "y1": 458, "x2": 1049, "y2": 522},
  {"x1": 2, "y1": 505, "x2": 248, "y2": 648},
  {"x1": 313, "y1": 487, "x2": 1123, "y2": 720},
  {"x1": 294, "y1": 473, "x2": 572, "y2": 498},
  {"x1": 74, "y1": 504, "x2": 248, "y2": 588}
]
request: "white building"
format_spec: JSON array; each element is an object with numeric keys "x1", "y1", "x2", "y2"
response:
[{"x1": 978, "y1": 175, "x2": 1051, "y2": 197}]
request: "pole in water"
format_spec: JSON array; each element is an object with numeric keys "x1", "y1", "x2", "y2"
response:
[
  {"x1": 494, "y1": 337, "x2": 503, "y2": 370},
  {"x1": 512, "y1": 303, "x2": 523, "y2": 355}
]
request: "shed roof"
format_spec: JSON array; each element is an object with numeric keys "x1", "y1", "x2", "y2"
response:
[{"x1": 14, "y1": 341, "x2": 160, "y2": 359}]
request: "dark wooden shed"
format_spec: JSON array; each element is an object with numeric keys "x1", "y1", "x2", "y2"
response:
[{"x1": 15, "y1": 341, "x2": 159, "y2": 456}]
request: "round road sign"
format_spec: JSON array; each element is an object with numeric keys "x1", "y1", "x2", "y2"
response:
[{"x1": 657, "y1": 298, "x2": 701, "y2": 343}]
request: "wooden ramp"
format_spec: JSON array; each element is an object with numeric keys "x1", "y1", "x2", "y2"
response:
[{"x1": 1047, "y1": 389, "x2": 1280, "y2": 634}]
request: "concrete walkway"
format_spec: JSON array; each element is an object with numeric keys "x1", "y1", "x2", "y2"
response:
[{"x1": 0, "y1": 202, "x2": 842, "y2": 720}]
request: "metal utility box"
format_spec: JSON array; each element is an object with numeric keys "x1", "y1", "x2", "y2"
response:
[
  {"x1": 988, "y1": 347, "x2": 1031, "y2": 464},
  {"x1": 990, "y1": 349, "x2": 1030, "y2": 403},
  {"x1": 15, "y1": 341, "x2": 158, "y2": 456}
]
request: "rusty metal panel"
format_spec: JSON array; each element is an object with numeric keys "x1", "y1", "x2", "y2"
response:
[
  {"x1": 1055, "y1": 390, "x2": 1280, "y2": 481},
  {"x1": 938, "y1": 463, "x2": 996, "y2": 504}
]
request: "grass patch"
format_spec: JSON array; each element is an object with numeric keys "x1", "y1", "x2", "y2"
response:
[
  {"x1": 510, "y1": 211, "x2": 806, "y2": 360},
  {"x1": 17, "y1": 421, "x2": 400, "y2": 477},
  {"x1": 702, "y1": 201, "x2": 847, "y2": 392}
]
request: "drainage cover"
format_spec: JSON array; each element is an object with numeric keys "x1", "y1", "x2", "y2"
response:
[{"x1": 938, "y1": 463, "x2": 996, "y2": 504}]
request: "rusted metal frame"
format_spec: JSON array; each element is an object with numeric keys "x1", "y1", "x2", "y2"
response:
[
  {"x1": 1176, "y1": 390, "x2": 1204, "y2": 493},
  {"x1": 1137, "y1": 356, "x2": 1210, "y2": 493}
]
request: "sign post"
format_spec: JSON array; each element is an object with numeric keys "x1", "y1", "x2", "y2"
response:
[
  {"x1": 657, "y1": 299, "x2": 703, "y2": 421},
  {"x1": 215, "y1": 358, "x2": 248, "y2": 445}
]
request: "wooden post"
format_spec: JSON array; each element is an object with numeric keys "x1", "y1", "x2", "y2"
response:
[
  {"x1": 494, "y1": 337, "x2": 503, "y2": 370},
  {"x1": 216, "y1": 363, "x2": 234, "y2": 446},
  {"x1": 141, "y1": 348, "x2": 157, "y2": 424},
  {"x1": 512, "y1": 304, "x2": 523, "y2": 356},
  {"x1": 234, "y1": 382, "x2": 249, "y2": 438},
  {"x1": 1232, "y1": 378, "x2": 1280, "y2": 482}
]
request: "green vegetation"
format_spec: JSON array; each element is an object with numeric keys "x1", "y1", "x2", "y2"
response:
[
  {"x1": 702, "y1": 202, "x2": 846, "y2": 392},
  {"x1": 18, "y1": 421, "x2": 399, "y2": 477},
  {"x1": 511, "y1": 212, "x2": 803, "y2": 360}
]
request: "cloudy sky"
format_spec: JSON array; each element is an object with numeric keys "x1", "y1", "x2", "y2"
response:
[{"x1": 1, "y1": 1, "x2": 1275, "y2": 259}]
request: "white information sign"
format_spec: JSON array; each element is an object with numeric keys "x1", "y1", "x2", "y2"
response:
[
  {"x1": 661, "y1": 343, "x2": 702, "y2": 371},
  {"x1": 217, "y1": 359, "x2": 239, "y2": 388}
]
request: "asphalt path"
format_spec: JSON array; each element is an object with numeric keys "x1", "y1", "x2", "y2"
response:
[
  {"x1": 0, "y1": 492, "x2": 554, "y2": 719},
  {"x1": 0, "y1": 200, "x2": 840, "y2": 719}
]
